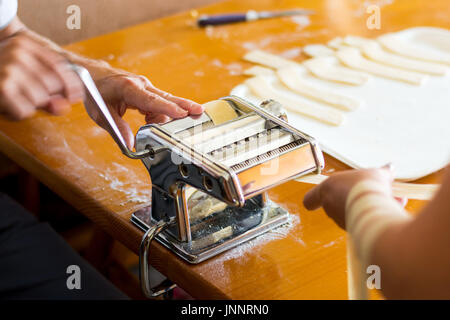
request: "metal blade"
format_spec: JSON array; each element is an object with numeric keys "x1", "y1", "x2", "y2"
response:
[
  {"x1": 212, "y1": 129, "x2": 295, "y2": 167},
  {"x1": 258, "y1": 9, "x2": 315, "y2": 19}
]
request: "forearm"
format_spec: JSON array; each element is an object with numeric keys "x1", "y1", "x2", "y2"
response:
[
  {"x1": 4, "y1": 18, "x2": 120, "y2": 81},
  {"x1": 368, "y1": 169, "x2": 450, "y2": 299},
  {"x1": 0, "y1": 17, "x2": 26, "y2": 39}
]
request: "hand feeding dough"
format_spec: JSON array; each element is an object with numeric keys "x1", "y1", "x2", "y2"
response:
[
  {"x1": 303, "y1": 56, "x2": 369, "y2": 86},
  {"x1": 243, "y1": 50, "x2": 300, "y2": 69},
  {"x1": 295, "y1": 173, "x2": 439, "y2": 200},
  {"x1": 276, "y1": 66, "x2": 360, "y2": 111},
  {"x1": 336, "y1": 48, "x2": 427, "y2": 85},
  {"x1": 378, "y1": 34, "x2": 450, "y2": 65},
  {"x1": 203, "y1": 100, "x2": 238, "y2": 125},
  {"x1": 245, "y1": 76, "x2": 344, "y2": 126}
]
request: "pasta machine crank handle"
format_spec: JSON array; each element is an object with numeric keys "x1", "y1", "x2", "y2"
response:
[{"x1": 72, "y1": 64, "x2": 151, "y2": 159}]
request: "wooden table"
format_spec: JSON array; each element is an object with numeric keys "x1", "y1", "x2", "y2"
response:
[{"x1": 0, "y1": 0, "x2": 447, "y2": 299}]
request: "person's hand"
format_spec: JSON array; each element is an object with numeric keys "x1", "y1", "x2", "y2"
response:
[
  {"x1": 303, "y1": 167, "x2": 398, "y2": 229},
  {"x1": 83, "y1": 69, "x2": 204, "y2": 149},
  {"x1": 0, "y1": 33, "x2": 84, "y2": 120}
]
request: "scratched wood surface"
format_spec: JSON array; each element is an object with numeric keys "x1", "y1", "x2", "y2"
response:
[{"x1": 0, "y1": 0, "x2": 447, "y2": 299}]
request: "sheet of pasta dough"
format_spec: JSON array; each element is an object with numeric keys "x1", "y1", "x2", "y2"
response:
[{"x1": 231, "y1": 27, "x2": 450, "y2": 181}]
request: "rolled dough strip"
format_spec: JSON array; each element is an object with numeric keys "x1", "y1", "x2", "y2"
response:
[
  {"x1": 277, "y1": 67, "x2": 360, "y2": 111},
  {"x1": 243, "y1": 50, "x2": 300, "y2": 69},
  {"x1": 245, "y1": 76, "x2": 344, "y2": 126},
  {"x1": 418, "y1": 31, "x2": 450, "y2": 53},
  {"x1": 347, "y1": 239, "x2": 368, "y2": 300},
  {"x1": 391, "y1": 181, "x2": 440, "y2": 201},
  {"x1": 189, "y1": 197, "x2": 228, "y2": 222},
  {"x1": 303, "y1": 44, "x2": 335, "y2": 57},
  {"x1": 303, "y1": 56, "x2": 369, "y2": 86},
  {"x1": 328, "y1": 37, "x2": 346, "y2": 50},
  {"x1": 203, "y1": 100, "x2": 238, "y2": 125},
  {"x1": 191, "y1": 226, "x2": 233, "y2": 251},
  {"x1": 361, "y1": 42, "x2": 448, "y2": 76},
  {"x1": 243, "y1": 65, "x2": 276, "y2": 77},
  {"x1": 344, "y1": 36, "x2": 448, "y2": 75},
  {"x1": 378, "y1": 34, "x2": 450, "y2": 65},
  {"x1": 336, "y1": 48, "x2": 427, "y2": 85},
  {"x1": 295, "y1": 173, "x2": 439, "y2": 200},
  {"x1": 343, "y1": 35, "x2": 374, "y2": 48}
]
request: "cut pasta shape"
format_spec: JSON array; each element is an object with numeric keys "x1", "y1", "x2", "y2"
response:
[
  {"x1": 191, "y1": 226, "x2": 233, "y2": 251},
  {"x1": 243, "y1": 65, "x2": 276, "y2": 77},
  {"x1": 361, "y1": 42, "x2": 448, "y2": 76},
  {"x1": 303, "y1": 56, "x2": 369, "y2": 86},
  {"x1": 347, "y1": 240, "x2": 368, "y2": 300},
  {"x1": 336, "y1": 48, "x2": 427, "y2": 85},
  {"x1": 303, "y1": 44, "x2": 335, "y2": 57},
  {"x1": 378, "y1": 34, "x2": 450, "y2": 65},
  {"x1": 243, "y1": 50, "x2": 300, "y2": 69},
  {"x1": 276, "y1": 67, "x2": 361, "y2": 111},
  {"x1": 343, "y1": 35, "x2": 375, "y2": 48},
  {"x1": 391, "y1": 181, "x2": 439, "y2": 201},
  {"x1": 328, "y1": 37, "x2": 346, "y2": 50},
  {"x1": 245, "y1": 76, "x2": 344, "y2": 126},
  {"x1": 295, "y1": 173, "x2": 439, "y2": 200},
  {"x1": 343, "y1": 36, "x2": 448, "y2": 76}
]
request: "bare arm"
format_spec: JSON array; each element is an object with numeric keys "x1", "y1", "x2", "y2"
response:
[
  {"x1": 0, "y1": 17, "x2": 204, "y2": 147},
  {"x1": 3, "y1": 18, "x2": 123, "y2": 81},
  {"x1": 304, "y1": 165, "x2": 450, "y2": 299},
  {"x1": 371, "y1": 167, "x2": 450, "y2": 299}
]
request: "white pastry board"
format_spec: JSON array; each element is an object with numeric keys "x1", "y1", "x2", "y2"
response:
[{"x1": 231, "y1": 27, "x2": 450, "y2": 181}]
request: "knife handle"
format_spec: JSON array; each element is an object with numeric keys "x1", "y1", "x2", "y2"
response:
[{"x1": 197, "y1": 13, "x2": 248, "y2": 27}]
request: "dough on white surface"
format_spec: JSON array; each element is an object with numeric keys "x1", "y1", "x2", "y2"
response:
[
  {"x1": 243, "y1": 50, "x2": 300, "y2": 69},
  {"x1": 235, "y1": 27, "x2": 450, "y2": 180},
  {"x1": 343, "y1": 35, "x2": 374, "y2": 48},
  {"x1": 407, "y1": 27, "x2": 450, "y2": 53},
  {"x1": 277, "y1": 66, "x2": 361, "y2": 111},
  {"x1": 303, "y1": 44, "x2": 335, "y2": 57},
  {"x1": 243, "y1": 65, "x2": 275, "y2": 77},
  {"x1": 343, "y1": 35, "x2": 448, "y2": 75},
  {"x1": 303, "y1": 56, "x2": 369, "y2": 86},
  {"x1": 230, "y1": 67, "x2": 450, "y2": 180},
  {"x1": 328, "y1": 37, "x2": 346, "y2": 50},
  {"x1": 336, "y1": 48, "x2": 427, "y2": 85},
  {"x1": 361, "y1": 42, "x2": 448, "y2": 76},
  {"x1": 379, "y1": 32, "x2": 450, "y2": 65},
  {"x1": 245, "y1": 76, "x2": 344, "y2": 126}
]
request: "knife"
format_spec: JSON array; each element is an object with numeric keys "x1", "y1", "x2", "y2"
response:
[{"x1": 197, "y1": 9, "x2": 315, "y2": 27}]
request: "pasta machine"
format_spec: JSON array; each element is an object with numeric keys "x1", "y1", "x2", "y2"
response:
[{"x1": 74, "y1": 65, "x2": 324, "y2": 297}]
